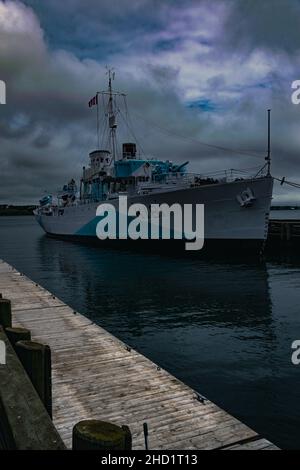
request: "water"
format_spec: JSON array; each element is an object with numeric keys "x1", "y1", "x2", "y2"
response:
[{"x1": 1, "y1": 216, "x2": 300, "y2": 449}]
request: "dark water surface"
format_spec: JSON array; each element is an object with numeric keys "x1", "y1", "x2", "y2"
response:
[{"x1": 1, "y1": 216, "x2": 300, "y2": 449}]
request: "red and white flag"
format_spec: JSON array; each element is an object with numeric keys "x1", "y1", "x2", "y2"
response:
[{"x1": 88, "y1": 94, "x2": 98, "y2": 108}]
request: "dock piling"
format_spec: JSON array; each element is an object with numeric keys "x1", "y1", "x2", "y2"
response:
[
  {"x1": 15, "y1": 340, "x2": 52, "y2": 418},
  {"x1": 72, "y1": 420, "x2": 132, "y2": 450},
  {"x1": 5, "y1": 327, "x2": 31, "y2": 350},
  {"x1": 0, "y1": 327, "x2": 65, "y2": 450},
  {"x1": 0, "y1": 298, "x2": 12, "y2": 328}
]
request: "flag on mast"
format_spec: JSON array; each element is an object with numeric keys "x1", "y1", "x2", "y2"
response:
[{"x1": 88, "y1": 94, "x2": 98, "y2": 108}]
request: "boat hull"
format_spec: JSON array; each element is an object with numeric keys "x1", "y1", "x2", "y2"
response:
[{"x1": 35, "y1": 176, "x2": 273, "y2": 254}]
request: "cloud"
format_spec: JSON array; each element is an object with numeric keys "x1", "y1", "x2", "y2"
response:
[
  {"x1": 223, "y1": 0, "x2": 300, "y2": 53},
  {"x1": 0, "y1": 0, "x2": 300, "y2": 203}
]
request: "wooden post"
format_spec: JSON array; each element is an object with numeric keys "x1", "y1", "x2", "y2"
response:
[
  {"x1": 286, "y1": 223, "x2": 291, "y2": 242},
  {"x1": 0, "y1": 328, "x2": 65, "y2": 450},
  {"x1": 5, "y1": 327, "x2": 31, "y2": 350},
  {"x1": 15, "y1": 341, "x2": 52, "y2": 418},
  {"x1": 280, "y1": 223, "x2": 284, "y2": 241},
  {"x1": 72, "y1": 420, "x2": 132, "y2": 450},
  {"x1": 0, "y1": 299, "x2": 12, "y2": 328}
]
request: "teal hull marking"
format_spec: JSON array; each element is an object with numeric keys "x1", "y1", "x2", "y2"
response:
[{"x1": 76, "y1": 216, "x2": 100, "y2": 236}]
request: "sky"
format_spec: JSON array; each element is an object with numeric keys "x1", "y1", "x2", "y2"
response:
[{"x1": 1, "y1": 0, "x2": 300, "y2": 203}]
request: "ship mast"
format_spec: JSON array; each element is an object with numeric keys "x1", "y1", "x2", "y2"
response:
[
  {"x1": 93, "y1": 70, "x2": 126, "y2": 161},
  {"x1": 107, "y1": 68, "x2": 117, "y2": 162},
  {"x1": 266, "y1": 109, "x2": 271, "y2": 176}
]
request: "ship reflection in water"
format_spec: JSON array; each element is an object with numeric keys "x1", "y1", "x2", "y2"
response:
[{"x1": 1, "y1": 216, "x2": 300, "y2": 449}]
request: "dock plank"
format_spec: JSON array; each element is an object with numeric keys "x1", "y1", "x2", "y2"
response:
[{"x1": 0, "y1": 260, "x2": 279, "y2": 450}]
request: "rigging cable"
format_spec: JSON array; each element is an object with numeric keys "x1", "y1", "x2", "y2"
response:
[
  {"x1": 122, "y1": 96, "x2": 147, "y2": 157},
  {"x1": 274, "y1": 177, "x2": 300, "y2": 189},
  {"x1": 96, "y1": 92, "x2": 268, "y2": 166},
  {"x1": 129, "y1": 109, "x2": 266, "y2": 160},
  {"x1": 118, "y1": 107, "x2": 147, "y2": 158},
  {"x1": 99, "y1": 93, "x2": 108, "y2": 149}
]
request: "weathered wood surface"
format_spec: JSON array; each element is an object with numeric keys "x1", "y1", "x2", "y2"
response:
[
  {"x1": 0, "y1": 327, "x2": 65, "y2": 450},
  {"x1": 0, "y1": 259, "x2": 279, "y2": 450}
]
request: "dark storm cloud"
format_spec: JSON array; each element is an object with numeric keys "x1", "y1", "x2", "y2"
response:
[
  {"x1": 22, "y1": 0, "x2": 167, "y2": 59},
  {"x1": 1, "y1": 0, "x2": 300, "y2": 203},
  {"x1": 224, "y1": 0, "x2": 300, "y2": 53}
]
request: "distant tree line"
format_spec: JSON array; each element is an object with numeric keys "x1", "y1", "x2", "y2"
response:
[
  {"x1": 0, "y1": 205, "x2": 35, "y2": 216},
  {"x1": 271, "y1": 206, "x2": 300, "y2": 210}
]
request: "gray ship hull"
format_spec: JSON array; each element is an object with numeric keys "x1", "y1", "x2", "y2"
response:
[{"x1": 35, "y1": 176, "x2": 273, "y2": 253}]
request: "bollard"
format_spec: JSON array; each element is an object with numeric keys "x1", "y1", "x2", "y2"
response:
[
  {"x1": 15, "y1": 340, "x2": 52, "y2": 418},
  {"x1": 72, "y1": 420, "x2": 132, "y2": 450},
  {"x1": 5, "y1": 327, "x2": 31, "y2": 350},
  {"x1": 0, "y1": 299, "x2": 12, "y2": 328}
]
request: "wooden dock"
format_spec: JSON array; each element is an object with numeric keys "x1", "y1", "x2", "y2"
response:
[
  {"x1": 269, "y1": 219, "x2": 300, "y2": 242},
  {"x1": 268, "y1": 210, "x2": 300, "y2": 242},
  {"x1": 0, "y1": 259, "x2": 279, "y2": 450}
]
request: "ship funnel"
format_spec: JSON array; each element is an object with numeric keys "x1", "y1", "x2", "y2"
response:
[{"x1": 122, "y1": 143, "x2": 136, "y2": 159}]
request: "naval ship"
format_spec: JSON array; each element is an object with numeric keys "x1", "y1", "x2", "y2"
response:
[{"x1": 35, "y1": 72, "x2": 274, "y2": 253}]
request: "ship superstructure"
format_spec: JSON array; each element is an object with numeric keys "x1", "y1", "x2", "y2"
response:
[{"x1": 35, "y1": 72, "x2": 274, "y2": 253}]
